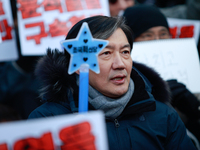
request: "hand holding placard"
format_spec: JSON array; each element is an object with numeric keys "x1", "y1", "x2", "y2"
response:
[{"x1": 60, "y1": 22, "x2": 109, "y2": 112}]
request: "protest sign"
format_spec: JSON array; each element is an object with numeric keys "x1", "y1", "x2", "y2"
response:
[
  {"x1": 168, "y1": 17, "x2": 200, "y2": 45},
  {"x1": 17, "y1": 0, "x2": 110, "y2": 56},
  {"x1": 0, "y1": 0, "x2": 18, "y2": 62},
  {"x1": 131, "y1": 38, "x2": 200, "y2": 93},
  {"x1": 0, "y1": 111, "x2": 108, "y2": 150}
]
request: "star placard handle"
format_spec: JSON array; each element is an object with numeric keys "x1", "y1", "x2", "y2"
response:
[
  {"x1": 60, "y1": 22, "x2": 109, "y2": 113},
  {"x1": 60, "y1": 22, "x2": 109, "y2": 74}
]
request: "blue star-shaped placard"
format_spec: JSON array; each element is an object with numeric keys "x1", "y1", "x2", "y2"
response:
[{"x1": 60, "y1": 22, "x2": 109, "y2": 74}]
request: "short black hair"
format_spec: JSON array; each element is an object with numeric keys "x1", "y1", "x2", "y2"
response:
[{"x1": 66, "y1": 15, "x2": 133, "y2": 50}]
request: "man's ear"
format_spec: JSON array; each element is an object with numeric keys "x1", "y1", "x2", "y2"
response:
[{"x1": 75, "y1": 70, "x2": 80, "y2": 75}]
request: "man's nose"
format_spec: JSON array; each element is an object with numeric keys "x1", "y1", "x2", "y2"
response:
[
  {"x1": 154, "y1": 35, "x2": 160, "y2": 40},
  {"x1": 112, "y1": 53, "x2": 126, "y2": 69}
]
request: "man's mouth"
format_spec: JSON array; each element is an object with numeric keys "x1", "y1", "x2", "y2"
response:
[
  {"x1": 111, "y1": 76, "x2": 126, "y2": 84},
  {"x1": 113, "y1": 77, "x2": 124, "y2": 80}
]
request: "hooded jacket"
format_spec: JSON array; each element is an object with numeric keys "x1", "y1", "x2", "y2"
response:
[{"x1": 28, "y1": 50, "x2": 196, "y2": 150}]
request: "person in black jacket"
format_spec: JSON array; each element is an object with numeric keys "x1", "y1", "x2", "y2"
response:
[{"x1": 28, "y1": 15, "x2": 196, "y2": 150}]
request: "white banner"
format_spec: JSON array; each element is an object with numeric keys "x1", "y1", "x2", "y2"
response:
[
  {"x1": 0, "y1": 111, "x2": 108, "y2": 150},
  {"x1": 17, "y1": 0, "x2": 110, "y2": 56},
  {"x1": 0, "y1": 0, "x2": 18, "y2": 62},
  {"x1": 131, "y1": 38, "x2": 200, "y2": 93}
]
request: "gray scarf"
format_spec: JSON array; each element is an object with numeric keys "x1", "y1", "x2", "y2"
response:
[{"x1": 88, "y1": 79, "x2": 134, "y2": 119}]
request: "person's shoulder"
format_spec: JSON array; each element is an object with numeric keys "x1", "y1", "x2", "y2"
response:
[
  {"x1": 153, "y1": 100, "x2": 181, "y2": 121},
  {"x1": 153, "y1": 101, "x2": 183, "y2": 130},
  {"x1": 155, "y1": 100, "x2": 177, "y2": 114},
  {"x1": 155, "y1": 101, "x2": 197, "y2": 149},
  {"x1": 28, "y1": 101, "x2": 72, "y2": 119}
]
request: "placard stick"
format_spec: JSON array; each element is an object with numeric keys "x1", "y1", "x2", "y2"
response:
[{"x1": 79, "y1": 64, "x2": 89, "y2": 112}]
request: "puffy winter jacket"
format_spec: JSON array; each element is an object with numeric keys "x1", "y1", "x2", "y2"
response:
[{"x1": 28, "y1": 51, "x2": 196, "y2": 150}]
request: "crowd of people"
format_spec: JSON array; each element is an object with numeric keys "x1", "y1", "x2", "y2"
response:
[{"x1": 1, "y1": 0, "x2": 200, "y2": 149}]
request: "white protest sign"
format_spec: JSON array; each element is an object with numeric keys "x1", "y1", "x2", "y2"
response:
[
  {"x1": 17, "y1": 0, "x2": 110, "y2": 56},
  {"x1": 0, "y1": 111, "x2": 108, "y2": 150},
  {"x1": 167, "y1": 17, "x2": 200, "y2": 45},
  {"x1": 131, "y1": 38, "x2": 200, "y2": 93},
  {"x1": 0, "y1": 0, "x2": 18, "y2": 62}
]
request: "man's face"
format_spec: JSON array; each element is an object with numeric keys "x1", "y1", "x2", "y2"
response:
[
  {"x1": 89, "y1": 28, "x2": 132, "y2": 98},
  {"x1": 134, "y1": 26, "x2": 171, "y2": 42},
  {"x1": 109, "y1": 0, "x2": 134, "y2": 16}
]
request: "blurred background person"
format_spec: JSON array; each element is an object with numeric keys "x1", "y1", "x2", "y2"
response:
[
  {"x1": 135, "y1": 0, "x2": 200, "y2": 53},
  {"x1": 123, "y1": 4, "x2": 200, "y2": 148},
  {"x1": 109, "y1": 0, "x2": 135, "y2": 16},
  {"x1": 136, "y1": 0, "x2": 200, "y2": 20}
]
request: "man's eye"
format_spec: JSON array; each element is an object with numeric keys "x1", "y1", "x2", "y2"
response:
[
  {"x1": 160, "y1": 32, "x2": 170, "y2": 37},
  {"x1": 122, "y1": 50, "x2": 130, "y2": 54},
  {"x1": 103, "y1": 51, "x2": 110, "y2": 55},
  {"x1": 144, "y1": 34, "x2": 153, "y2": 38}
]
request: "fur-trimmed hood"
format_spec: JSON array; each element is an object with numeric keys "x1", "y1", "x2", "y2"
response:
[
  {"x1": 35, "y1": 49, "x2": 171, "y2": 104},
  {"x1": 132, "y1": 61, "x2": 171, "y2": 103}
]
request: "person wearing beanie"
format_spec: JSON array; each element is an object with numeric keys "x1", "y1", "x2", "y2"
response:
[
  {"x1": 123, "y1": 4, "x2": 171, "y2": 41},
  {"x1": 123, "y1": 4, "x2": 200, "y2": 148}
]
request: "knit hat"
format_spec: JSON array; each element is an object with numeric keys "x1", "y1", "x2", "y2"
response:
[{"x1": 123, "y1": 5, "x2": 169, "y2": 40}]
